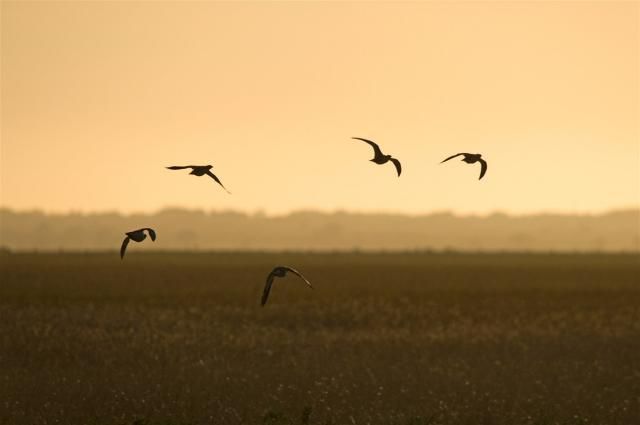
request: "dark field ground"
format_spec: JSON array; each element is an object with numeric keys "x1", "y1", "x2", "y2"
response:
[{"x1": 1, "y1": 252, "x2": 639, "y2": 425}]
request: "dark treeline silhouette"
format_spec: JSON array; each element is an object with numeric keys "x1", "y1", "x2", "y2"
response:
[{"x1": 0, "y1": 207, "x2": 638, "y2": 252}]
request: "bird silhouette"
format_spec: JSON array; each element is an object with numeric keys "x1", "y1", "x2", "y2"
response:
[
  {"x1": 120, "y1": 228, "x2": 156, "y2": 259},
  {"x1": 352, "y1": 137, "x2": 401, "y2": 176},
  {"x1": 166, "y1": 165, "x2": 231, "y2": 193},
  {"x1": 261, "y1": 266, "x2": 313, "y2": 306},
  {"x1": 440, "y1": 153, "x2": 487, "y2": 180}
]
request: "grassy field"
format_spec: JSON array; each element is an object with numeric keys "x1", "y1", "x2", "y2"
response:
[{"x1": 1, "y1": 252, "x2": 639, "y2": 425}]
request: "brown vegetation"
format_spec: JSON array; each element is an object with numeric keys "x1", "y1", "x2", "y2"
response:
[{"x1": 1, "y1": 252, "x2": 639, "y2": 424}]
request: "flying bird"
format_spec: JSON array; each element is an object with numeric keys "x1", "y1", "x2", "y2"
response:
[
  {"x1": 166, "y1": 165, "x2": 231, "y2": 193},
  {"x1": 440, "y1": 153, "x2": 488, "y2": 180},
  {"x1": 352, "y1": 137, "x2": 402, "y2": 176},
  {"x1": 120, "y1": 228, "x2": 156, "y2": 259},
  {"x1": 261, "y1": 266, "x2": 313, "y2": 306}
]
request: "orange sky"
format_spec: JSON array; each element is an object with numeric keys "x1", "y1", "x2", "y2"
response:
[{"x1": 1, "y1": 1, "x2": 638, "y2": 215}]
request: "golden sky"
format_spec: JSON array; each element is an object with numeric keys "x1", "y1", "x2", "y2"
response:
[{"x1": 1, "y1": 1, "x2": 638, "y2": 215}]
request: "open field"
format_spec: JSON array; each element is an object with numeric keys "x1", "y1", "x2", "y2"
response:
[{"x1": 1, "y1": 252, "x2": 639, "y2": 425}]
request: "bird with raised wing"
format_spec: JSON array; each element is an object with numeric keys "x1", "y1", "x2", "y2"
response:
[
  {"x1": 120, "y1": 228, "x2": 156, "y2": 259},
  {"x1": 352, "y1": 137, "x2": 402, "y2": 177},
  {"x1": 440, "y1": 153, "x2": 488, "y2": 180},
  {"x1": 166, "y1": 165, "x2": 231, "y2": 193},
  {"x1": 261, "y1": 266, "x2": 313, "y2": 306}
]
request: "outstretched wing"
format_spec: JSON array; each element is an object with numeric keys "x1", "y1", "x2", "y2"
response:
[
  {"x1": 144, "y1": 228, "x2": 157, "y2": 241},
  {"x1": 283, "y1": 266, "x2": 313, "y2": 289},
  {"x1": 205, "y1": 171, "x2": 231, "y2": 194},
  {"x1": 352, "y1": 137, "x2": 384, "y2": 159},
  {"x1": 440, "y1": 153, "x2": 464, "y2": 163},
  {"x1": 166, "y1": 165, "x2": 196, "y2": 170},
  {"x1": 261, "y1": 271, "x2": 277, "y2": 306},
  {"x1": 120, "y1": 236, "x2": 130, "y2": 259},
  {"x1": 478, "y1": 158, "x2": 488, "y2": 180},
  {"x1": 389, "y1": 158, "x2": 402, "y2": 177}
]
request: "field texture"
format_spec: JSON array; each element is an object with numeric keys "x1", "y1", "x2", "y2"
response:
[{"x1": 1, "y1": 252, "x2": 639, "y2": 425}]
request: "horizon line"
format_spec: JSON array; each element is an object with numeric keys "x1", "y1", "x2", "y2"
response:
[
  {"x1": 2, "y1": 248, "x2": 638, "y2": 255},
  {"x1": 1, "y1": 205, "x2": 639, "y2": 219}
]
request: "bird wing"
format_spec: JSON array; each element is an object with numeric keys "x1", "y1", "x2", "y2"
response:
[
  {"x1": 166, "y1": 166, "x2": 194, "y2": 170},
  {"x1": 144, "y1": 228, "x2": 157, "y2": 241},
  {"x1": 205, "y1": 171, "x2": 231, "y2": 194},
  {"x1": 352, "y1": 137, "x2": 384, "y2": 159},
  {"x1": 440, "y1": 153, "x2": 464, "y2": 163},
  {"x1": 282, "y1": 266, "x2": 313, "y2": 289},
  {"x1": 261, "y1": 271, "x2": 277, "y2": 306},
  {"x1": 478, "y1": 158, "x2": 488, "y2": 180},
  {"x1": 120, "y1": 236, "x2": 130, "y2": 259},
  {"x1": 389, "y1": 158, "x2": 402, "y2": 177}
]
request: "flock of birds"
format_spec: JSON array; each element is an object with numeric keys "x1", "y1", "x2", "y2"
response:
[{"x1": 119, "y1": 137, "x2": 488, "y2": 305}]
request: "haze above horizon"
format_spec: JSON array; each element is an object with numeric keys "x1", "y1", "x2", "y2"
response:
[{"x1": 1, "y1": 2, "x2": 638, "y2": 216}]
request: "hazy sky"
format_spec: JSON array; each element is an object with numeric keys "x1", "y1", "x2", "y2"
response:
[{"x1": 1, "y1": 1, "x2": 638, "y2": 215}]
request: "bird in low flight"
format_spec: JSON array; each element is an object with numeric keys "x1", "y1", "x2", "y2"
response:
[
  {"x1": 352, "y1": 137, "x2": 402, "y2": 177},
  {"x1": 166, "y1": 165, "x2": 231, "y2": 193},
  {"x1": 440, "y1": 153, "x2": 488, "y2": 180},
  {"x1": 261, "y1": 266, "x2": 313, "y2": 306},
  {"x1": 120, "y1": 228, "x2": 156, "y2": 259}
]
